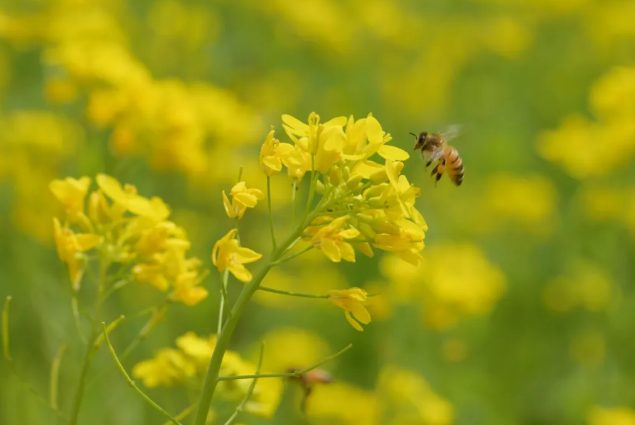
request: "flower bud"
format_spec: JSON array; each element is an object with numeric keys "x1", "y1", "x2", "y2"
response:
[
  {"x1": 346, "y1": 174, "x2": 363, "y2": 191},
  {"x1": 330, "y1": 168, "x2": 343, "y2": 186}
]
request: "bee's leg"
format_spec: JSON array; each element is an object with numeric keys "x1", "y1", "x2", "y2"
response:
[
  {"x1": 301, "y1": 386, "x2": 313, "y2": 413},
  {"x1": 430, "y1": 163, "x2": 440, "y2": 178}
]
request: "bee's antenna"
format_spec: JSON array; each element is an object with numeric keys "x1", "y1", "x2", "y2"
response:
[{"x1": 409, "y1": 132, "x2": 417, "y2": 137}]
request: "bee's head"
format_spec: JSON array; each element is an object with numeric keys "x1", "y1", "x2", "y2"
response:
[{"x1": 411, "y1": 132, "x2": 427, "y2": 150}]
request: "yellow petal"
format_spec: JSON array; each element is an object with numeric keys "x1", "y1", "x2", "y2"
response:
[
  {"x1": 229, "y1": 264, "x2": 253, "y2": 282},
  {"x1": 96, "y1": 174, "x2": 127, "y2": 203},
  {"x1": 351, "y1": 160, "x2": 383, "y2": 179},
  {"x1": 378, "y1": 145, "x2": 410, "y2": 161},
  {"x1": 234, "y1": 247, "x2": 263, "y2": 263},
  {"x1": 175, "y1": 287, "x2": 208, "y2": 306},
  {"x1": 320, "y1": 238, "x2": 341, "y2": 262},
  {"x1": 263, "y1": 157, "x2": 282, "y2": 171},
  {"x1": 345, "y1": 311, "x2": 364, "y2": 331},
  {"x1": 323, "y1": 116, "x2": 347, "y2": 128},
  {"x1": 234, "y1": 192, "x2": 258, "y2": 208},
  {"x1": 338, "y1": 242, "x2": 356, "y2": 262},
  {"x1": 75, "y1": 234, "x2": 102, "y2": 251},
  {"x1": 231, "y1": 181, "x2": 248, "y2": 194},
  {"x1": 282, "y1": 114, "x2": 308, "y2": 135},
  {"x1": 223, "y1": 191, "x2": 235, "y2": 218},
  {"x1": 356, "y1": 242, "x2": 374, "y2": 258},
  {"x1": 339, "y1": 228, "x2": 360, "y2": 239},
  {"x1": 366, "y1": 114, "x2": 383, "y2": 145},
  {"x1": 385, "y1": 159, "x2": 402, "y2": 189},
  {"x1": 350, "y1": 303, "x2": 371, "y2": 325}
]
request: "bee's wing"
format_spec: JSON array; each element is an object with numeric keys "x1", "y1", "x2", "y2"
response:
[{"x1": 440, "y1": 124, "x2": 462, "y2": 142}]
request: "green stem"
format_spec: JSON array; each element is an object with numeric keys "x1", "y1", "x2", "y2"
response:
[
  {"x1": 68, "y1": 260, "x2": 108, "y2": 425},
  {"x1": 221, "y1": 342, "x2": 265, "y2": 425},
  {"x1": 217, "y1": 343, "x2": 352, "y2": 381},
  {"x1": 257, "y1": 286, "x2": 329, "y2": 299},
  {"x1": 267, "y1": 176, "x2": 277, "y2": 250},
  {"x1": 101, "y1": 323, "x2": 183, "y2": 425},
  {"x1": 161, "y1": 404, "x2": 195, "y2": 425},
  {"x1": 301, "y1": 156, "x2": 317, "y2": 223},
  {"x1": 218, "y1": 270, "x2": 229, "y2": 335},
  {"x1": 192, "y1": 211, "x2": 319, "y2": 425},
  {"x1": 271, "y1": 244, "x2": 314, "y2": 266},
  {"x1": 49, "y1": 343, "x2": 67, "y2": 411}
]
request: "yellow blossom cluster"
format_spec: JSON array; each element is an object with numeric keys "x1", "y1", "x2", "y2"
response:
[
  {"x1": 587, "y1": 406, "x2": 635, "y2": 425},
  {"x1": 0, "y1": 1, "x2": 262, "y2": 179},
  {"x1": 50, "y1": 174, "x2": 207, "y2": 305},
  {"x1": 482, "y1": 173, "x2": 557, "y2": 234},
  {"x1": 542, "y1": 262, "x2": 613, "y2": 313},
  {"x1": 537, "y1": 66, "x2": 635, "y2": 179},
  {"x1": 133, "y1": 332, "x2": 281, "y2": 417},
  {"x1": 0, "y1": 111, "x2": 83, "y2": 241},
  {"x1": 212, "y1": 112, "x2": 426, "y2": 331},
  {"x1": 280, "y1": 112, "x2": 427, "y2": 264},
  {"x1": 380, "y1": 243, "x2": 506, "y2": 330},
  {"x1": 378, "y1": 366, "x2": 454, "y2": 425}
]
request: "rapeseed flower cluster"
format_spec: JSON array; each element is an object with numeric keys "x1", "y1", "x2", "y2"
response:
[
  {"x1": 380, "y1": 243, "x2": 506, "y2": 330},
  {"x1": 538, "y1": 66, "x2": 635, "y2": 179},
  {"x1": 212, "y1": 112, "x2": 427, "y2": 331},
  {"x1": 542, "y1": 263, "x2": 613, "y2": 314},
  {"x1": 50, "y1": 174, "x2": 207, "y2": 305},
  {"x1": 133, "y1": 332, "x2": 281, "y2": 417}
]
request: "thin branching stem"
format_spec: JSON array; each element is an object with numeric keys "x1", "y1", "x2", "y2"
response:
[
  {"x1": 271, "y1": 244, "x2": 314, "y2": 266},
  {"x1": 68, "y1": 259, "x2": 109, "y2": 425},
  {"x1": 267, "y1": 176, "x2": 277, "y2": 250},
  {"x1": 217, "y1": 343, "x2": 352, "y2": 382},
  {"x1": 222, "y1": 342, "x2": 265, "y2": 425},
  {"x1": 257, "y1": 286, "x2": 329, "y2": 299},
  {"x1": 101, "y1": 323, "x2": 183, "y2": 425},
  {"x1": 49, "y1": 343, "x2": 67, "y2": 411}
]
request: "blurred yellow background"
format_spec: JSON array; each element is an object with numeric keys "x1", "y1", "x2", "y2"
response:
[{"x1": 1, "y1": 0, "x2": 635, "y2": 424}]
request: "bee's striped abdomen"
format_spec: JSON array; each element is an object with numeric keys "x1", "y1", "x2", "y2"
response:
[{"x1": 445, "y1": 146, "x2": 464, "y2": 186}]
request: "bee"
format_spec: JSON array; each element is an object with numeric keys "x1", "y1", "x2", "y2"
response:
[
  {"x1": 411, "y1": 125, "x2": 464, "y2": 186},
  {"x1": 286, "y1": 368, "x2": 333, "y2": 412}
]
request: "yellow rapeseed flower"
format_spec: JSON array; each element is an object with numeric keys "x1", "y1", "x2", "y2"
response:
[
  {"x1": 96, "y1": 174, "x2": 170, "y2": 221},
  {"x1": 307, "y1": 216, "x2": 360, "y2": 263},
  {"x1": 259, "y1": 128, "x2": 283, "y2": 176},
  {"x1": 212, "y1": 229, "x2": 262, "y2": 282},
  {"x1": 587, "y1": 406, "x2": 635, "y2": 425},
  {"x1": 222, "y1": 181, "x2": 265, "y2": 219},
  {"x1": 328, "y1": 287, "x2": 371, "y2": 331},
  {"x1": 49, "y1": 176, "x2": 91, "y2": 219},
  {"x1": 132, "y1": 348, "x2": 196, "y2": 388},
  {"x1": 53, "y1": 218, "x2": 101, "y2": 289}
]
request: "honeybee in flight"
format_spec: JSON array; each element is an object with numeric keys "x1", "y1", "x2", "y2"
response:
[
  {"x1": 286, "y1": 368, "x2": 333, "y2": 412},
  {"x1": 411, "y1": 125, "x2": 464, "y2": 186}
]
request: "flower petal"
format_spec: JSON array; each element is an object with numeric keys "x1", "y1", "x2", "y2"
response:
[
  {"x1": 378, "y1": 145, "x2": 410, "y2": 161},
  {"x1": 366, "y1": 114, "x2": 383, "y2": 145},
  {"x1": 282, "y1": 114, "x2": 308, "y2": 135},
  {"x1": 229, "y1": 263, "x2": 253, "y2": 282},
  {"x1": 235, "y1": 247, "x2": 263, "y2": 263},
  {"x1": 320, "y1": 238, "x2": 342, "y2": 262},
  {"x1": 234, "y1": 192, "x2": 259, "y2": 208},
  {"x1": 338, "y1": 242, "x2": 356, "y2": 262},
  {"x1": 345, "y1": 311, "x2": 364, "y2": 331},
  {"x1": 350, "y1": 303, "x2": 371, "y2": 325},
  {"x1": 223, "y1": 191, "x2": 235, "y2": 218}
]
